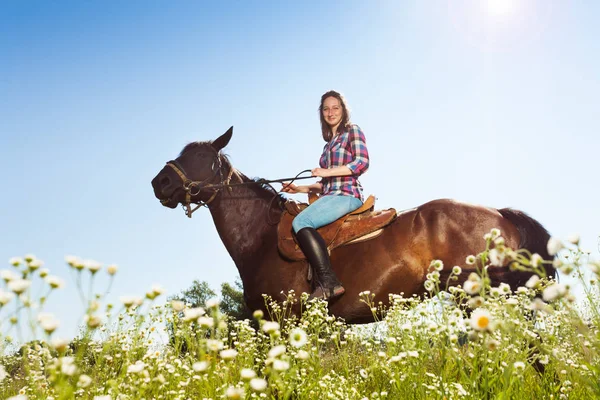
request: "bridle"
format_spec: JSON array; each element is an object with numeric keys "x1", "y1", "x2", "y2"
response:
[
  {"x1": 161, "y1": 150, "x2": 314, "y2": 219},
  {"x1": 163, "y1": 152, "x2": 234, "y2": 218}
]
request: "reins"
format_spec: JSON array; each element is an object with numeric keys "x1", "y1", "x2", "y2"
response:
[{"x1": 165, "y1": 154, "x2": 313, "y2": 218}]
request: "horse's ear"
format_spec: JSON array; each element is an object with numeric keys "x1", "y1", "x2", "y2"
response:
[{"x1": 211, "y1": 126, "x2": 233, "y2": 152}]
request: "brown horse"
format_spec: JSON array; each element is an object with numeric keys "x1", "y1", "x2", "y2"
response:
[{"x1": 151, "y1": 127, "x2": 555, "y2": 324}]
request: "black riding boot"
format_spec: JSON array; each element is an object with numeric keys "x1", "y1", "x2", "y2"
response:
[{"x1": 295, "y1": 227, "x2": 345, "y2": 300}]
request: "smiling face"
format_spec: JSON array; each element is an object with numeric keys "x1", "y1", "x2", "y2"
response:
[{"x1": 322, "y1": 96, "x2": 343, "y2": 129}]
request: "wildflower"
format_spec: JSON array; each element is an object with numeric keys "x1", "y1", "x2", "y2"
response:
[
  {"x1": 146, "y1": 284, "x2": 165, "y2": 300},
  {"x1": 8, "y1": 279, "x2": 31, "y2": 294},
  {"x1": 530, "y1": 253, "x2": 543, "y2": 268},
  {"x1": 38, "y1": 313, "x2": 60, "y2": 334},
  {"x1": 1, "y1": 270, "x2": 18, "y2": 282},
  {"x1": 546, "y1": 237, "x2": 563, "y2": 256},
  {"x1": 272, "y1": 359, "x2": 290, "y2": 371},
  {"x1": 206, "y1": 339, "x2": 223, "y2": 352},
  {"x1": 60, "y1": 357, "x2": 77, "y2": 376},
  {"x1": 85, "y1": 260, "x2": 102, "y2": 274},
  {"x1": 51, "y1": 337, "x2": 69, "y2": 353},
  {"x1": 197, "y1": 316, "x2": 214, "y2": 328},
  {"x1": 430, "y1": 260, "x2": 443, "y2": 271},
  {"x1": 39, "y1": 268, "x2": 49, "y2": 278},
  {"x1": 93, "y1": 396, "x2": 112, "y2": 400},
  {"x1": 567, "y1": 234, "x2": 580, "y2": 245},
  {"x1": 28, "y1": 259, "x2": 43, "y2": 271},
  {"x1": 85, "y1": 314, "x2": 102, "y2": 329},
  {"x1": 408, "y1": 351, "x2": 419, "y2": 358},
  {"x1": 262, "y1": 321, "x2": 280, "y2": 334},
  {"x1": 506, "y1": 297, "x2": 519, "y2": 306},
  {"x1": 359, "y1": 369, "x2": 368, "y2": 379},
  {"x1": 253, "y1": 309, "x2": 264, "y2": 319},
  {"x1": 120, "y1": 296, "x2": 143, "y2": 308},
  {"x1": 463, "y1": 280, "x2": 481, "y2": 295},
  {"x1": 45, "y1": 276, "x2": 65, "y2": 289},
  {"x1": 529, "y1": 298, "x2": 551, "y2": 312},
  {"x1": 0, "y1": 290, "x2": 15, "y2": 306},
  {"x1": 498, "y1": 282, "x2": 511, "y2": 295},
  {"x1": 289, "y1": 328, "x2": 308, "y2": 348},
  {"x1": 127, "y1": 361, "x2": 146, "y2": 374},
  {"x1": 424, "y1": 280, "x2": 435, "y2": 292},
  {"x1": 485, "y1": 338, "x2": 500, "y2": 351},
  {"x1": 489, "y1": 248, "x2": 505, "y2": 267},
  {"x1": 525, "y1": 275, "x2": 540, "y2": 289},
  {"x1": 183, "y1": 307, "x2": 205, "y2": 321},
  {"x1": 268, "y1": 345, "x2": 286, "y2": 358},
  {"x1": 452, "y1": 266, "x2": 462, "y2": 275},
  {"x1": 296, "y1": 350, "x2": 309, "y2": 360},
  {"x1": 9, "y1": 257, "x2": 23, "y2": 267},
  {"x1": 467, "y1": 296, "x2": 484, "y2": 309},
  {"x1": 192, "y1": 361, "x2": 209, "y2": 372},
  {"x1": 250, "y1": 378, "x2": 268, "y2": 392},
  {"x1": 78, "y1": 374, "x2": 92, "y2": 388},
  {"x1": 470, "y1": 308, "x2": 493, "y2": 331},
  {"x1": 490, "y1": 228, "x2": 501, "y2": 239},
  {"x1": 7, "y1": 396, "x2": 28, "y2": 400},
  {"x1": 513, "y1": 361, "x2": 526, "y2": 373},
  {"x1": 65, "y1": 255, "x2": 79, "y2": 267},
  {"x1": 542, "y1": 283, "x2": 567, "y2": 302},
  {"x1": 171, "y1": 300, "x2": 185, "y2": 312},
  {"x1": 465, "y1": 255, "x2": 476, "y2": 265},
  {"x1": 219, "y1": 349, "x2": 238, "y2": 360},
  {"x1": 225, "y1": 386, "x2": 245, "y2": 399},
  {"x1": 0, "y1": 365, "x2": 6, "y2": 382},
  {"x1": 106, "y1": 264, "x2": 118, "y2": 275},
  {"x1": 206, "y1": 297, "x2": 221, "y2": 309},
  {"x1": 240, "y1": 368, "x2": 256, "y2": 380}
]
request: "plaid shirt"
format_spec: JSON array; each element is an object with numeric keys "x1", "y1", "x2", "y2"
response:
[{"x1": 319, "y1": 124, "x2": 370, "y2": 201}]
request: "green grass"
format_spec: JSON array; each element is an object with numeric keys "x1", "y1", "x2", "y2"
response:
[{"x1": 1, "y1": 231, "x2": 599, "y2": 399}]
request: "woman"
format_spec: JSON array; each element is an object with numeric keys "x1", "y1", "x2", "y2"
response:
[{"x1": 282, "y1": 90, "x2": 370, "y2": 301}]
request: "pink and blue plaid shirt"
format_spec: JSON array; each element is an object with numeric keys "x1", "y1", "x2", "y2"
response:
[{"x1": 319, "y1": 124, "x2": 370, "y2": 201}]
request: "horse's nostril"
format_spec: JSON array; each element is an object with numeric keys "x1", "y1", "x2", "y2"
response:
[{"x1": 160, "y1": 176, "x2": 170, "y2": 187}]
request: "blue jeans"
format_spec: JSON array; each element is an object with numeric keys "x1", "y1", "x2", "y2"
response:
[{"x1": 292, "y1": 194, "x2": 363, "y2": 233}]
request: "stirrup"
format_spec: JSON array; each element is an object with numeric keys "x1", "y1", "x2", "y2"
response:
[{"x1": 310, "y1": 284, "x2": 345, "y2": 301}]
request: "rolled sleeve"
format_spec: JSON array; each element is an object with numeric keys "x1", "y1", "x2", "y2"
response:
[{"x1": 345, "y1": 125, "x2": 370, "y2": 176}]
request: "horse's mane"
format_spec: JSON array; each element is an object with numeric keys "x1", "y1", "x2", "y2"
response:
[{"x1": 237, "y1": 171, "x2": 286, "y2": 210}]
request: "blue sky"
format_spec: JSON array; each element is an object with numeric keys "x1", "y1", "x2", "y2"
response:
[{"x1": 1, "y1": 1, "x2": 599, "y2": 340}]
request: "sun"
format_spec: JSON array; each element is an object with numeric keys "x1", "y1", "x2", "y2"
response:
[{"x1": 485, "y1": 0, "x2": 517, "y2": 16}]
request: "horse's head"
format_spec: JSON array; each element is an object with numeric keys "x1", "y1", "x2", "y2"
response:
[{"x1": 151, "y1": 127, "x2": 233, "y2": 213}]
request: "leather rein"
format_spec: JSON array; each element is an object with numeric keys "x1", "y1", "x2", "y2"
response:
[{"x1": 163, "y1": 153, "x2": 313, "y2": 218}]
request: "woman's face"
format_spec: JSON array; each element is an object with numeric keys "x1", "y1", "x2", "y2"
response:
[{"x1": 322, "y1": 96, "x2": 343, "y2": 128}]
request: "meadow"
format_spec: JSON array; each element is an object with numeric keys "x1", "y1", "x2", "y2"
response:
[{"x1": 1, "y1": 230, "x2": 598, "y2": 399}]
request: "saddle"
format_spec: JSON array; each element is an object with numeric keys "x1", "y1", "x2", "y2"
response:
[{"x1": 278, "y1": 195, "x2": 397, "y2": 261}]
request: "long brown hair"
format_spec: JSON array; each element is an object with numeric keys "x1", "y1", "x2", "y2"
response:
[{"x1": 319, "y1": 90, "x2": 351, "y2": 142}]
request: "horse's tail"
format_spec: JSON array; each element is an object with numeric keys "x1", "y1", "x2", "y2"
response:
[{"x1": 498, "y1": 208, "x2": 557, "y2": 280}]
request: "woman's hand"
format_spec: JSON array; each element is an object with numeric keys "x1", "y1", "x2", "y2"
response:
[{"x1": 280, "y1": 182, "x2": 310, "y2": 194}]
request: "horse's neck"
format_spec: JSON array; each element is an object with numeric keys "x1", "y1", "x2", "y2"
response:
[{"x1": 209, "y1": 176, "x2": 280, "y2": 267}]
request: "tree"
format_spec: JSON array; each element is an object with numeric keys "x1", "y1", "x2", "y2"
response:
[
  {"x1": 169, "y1": 278, "x2": 249, "y2": 320},
  {"x1": 171, "y1": 280, "x2": 217, "y2": 309},
  {"x1": 220, "y1": 278, "x2": 251, "y2": 321}
]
